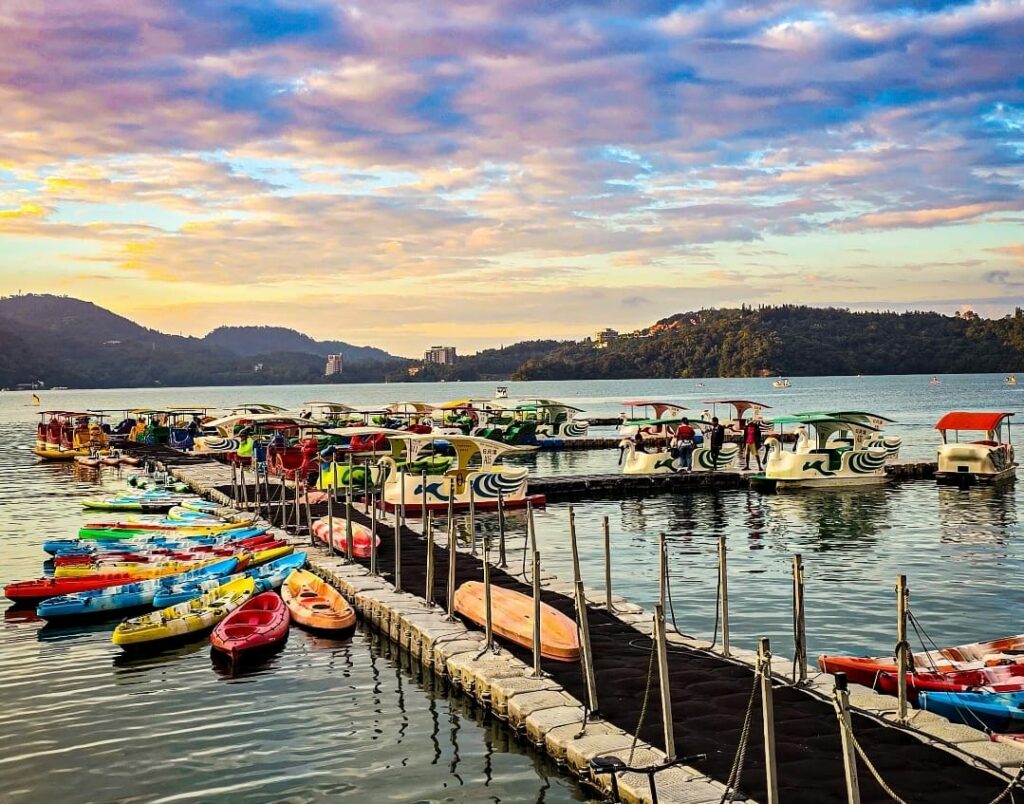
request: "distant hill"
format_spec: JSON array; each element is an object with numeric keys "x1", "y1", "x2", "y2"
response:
[
  {"x1": 203, "y1": 326, "x2": 397, "y2": 363},
  {"x1": 512, "y1": 306, "x2": 1024, "y2": 379},
  {"x1": 0, "y1": 294, "x2": 409, "y2": 388}
]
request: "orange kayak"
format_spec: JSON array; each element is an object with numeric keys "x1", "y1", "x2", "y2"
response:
[
  {"x1": 281, "y1": 569, "x2": 355, "y2": 634},
  {"x1": 310, "y1": 517, "x2": 378, "y2": 558},
  {"x1": 453, "y1": 581, "x2": 580, "y2": 662},
  {"x1": 819, "y1": 633, "x2": 1024, "y2": 687}
]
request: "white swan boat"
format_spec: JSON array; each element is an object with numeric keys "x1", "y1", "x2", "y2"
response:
[
  {"x1": 701, "y1": 399, "x2": 772, "y2": 430},
  {"x1": 377, "y1": 433, "x2": 542, "y2": 511},
  {"x1": 618, "y1": 400, "x2": 689, "y2": 438},
  {"x1": 618, "y1": 417, "x2": 738, "y2": 474},
  {"x1": 935, "y1": 411, "x2": 1017, "y2": 486},
  {"x1": 800, "y1": 410, "x2": 902, "y2": 462},
  {"x1": 772, "y1": 377, "x2": 791, "y2": 389},
  {"x1": 750, "y1": 414, "x2": 892, "y2": 491},
  {"x1": 514, "y1": 399, "x2": 590, "y2": 439}
]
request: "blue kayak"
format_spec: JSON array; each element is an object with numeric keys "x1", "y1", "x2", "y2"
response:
[
  {"x1": 152, "y1": 552, "x2": 307, "y2": 608},
  {"x1": 919, "y1": 691, "x2": 1024, "y2": 732},
  {"x1": 36, "y1": 557, "x2": 239, "y2": 619}
]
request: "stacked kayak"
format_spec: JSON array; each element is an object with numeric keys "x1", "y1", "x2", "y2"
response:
[
  {"x1": 54, "y1": 558, "x2": 218, "y2": 579},
  {"x1": 211, "y1": 592, "x2": 290, "y2": 660},
  {"x1": 112, "y1": 576, "x2": 255, "y2": 649},
  {"x1": 919, "y1": 691, "x2": 1024, "y2": 732},
  {"x1": 37, "y1": 557, "x2": 240, "y2": 619},
  {"x1": 82, "y1": 494, "x2": 199, "y2": 513},
  {"x1": 818, "y1": 633, "x2": 1024, "y2": 687},
  {"x1": 877, "y1": 664, "x2": 1024, "y2": 699},
  {"x1": 453, "y1": 581, "x2": 580, "y2": 662},
  {"x1": 44, "y1": 528, "x2": 269, "y2": 558},
  {"x1": 7, "y1": 573, "x2": 166, "y2": 604},
  {"x1": 154, "y1": 552, "x2": 306, "y2": 607},
  {"x1": 282, "y1": 569, "x2": 356, "y2": 634},
  {"x1": 310, "y1": 516, "x2": 379, "y2": 558}
]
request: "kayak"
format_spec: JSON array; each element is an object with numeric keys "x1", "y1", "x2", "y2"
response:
[
  {"x1": 153, "y1": 552, "x2": 306, "y2": 607},
  {"x1": 112, "y1": 576, "x2": 255, "y2": 649},
  {"x1": 44, "y1": 531, "x2": 272, "y2": 558},
  {"x1": 819, "y1": 633, "x2": 1024, "y2": 687},
  {"x1": 77, "y1": 524, "x2": 259, "y2": 542},
  {"x1": 919, "y1": 691, "x2": 1024, "y2": 732},
  {"x1": 37, "y1": 557, "x2": 239, "y2": 619},
  {"x1": 453, "y1": 581, "x2": 580, "y2": 662},
  {"x1": 82, "y1": 499, "x2": 189, "y2": 513},
  {"x1": 310, "y1": 516, "x2": 379, "y2": 558},
  {"x1": 50, "y1": 535, "x2": 276, "y2": 566},
  {"x1": 210, "y1": 592, "x2": 290, "y2": 660},
  {"x1": 992, "y1": 734, "x2": 1024, "y2": 751},
  {"x1": 281, "y1": 569, "x2": 355, "y2": 634},
  {"x1": 877, "y1": 664, "x2": 1024, "y2": 700},
  {"x1": 6, "y1": 573, "x2": 167, "y2": 604},
  {"x1": 54, "y1": 558, "x2": 214, "y2": 579}
]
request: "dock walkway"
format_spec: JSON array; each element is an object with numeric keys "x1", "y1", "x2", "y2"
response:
[{"x1": 148, "y1": 453, "x2": 1020, "y2": 803}]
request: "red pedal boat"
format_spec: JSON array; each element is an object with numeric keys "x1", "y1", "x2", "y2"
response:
[
  {"x1": 210, "y1": 591, "x2": 290, "y2": 660},
  {"x1": 877, "y1": 664, "x2": 1024, "y2": 700}
]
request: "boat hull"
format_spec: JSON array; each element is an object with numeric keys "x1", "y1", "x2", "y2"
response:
[
  {"x1": 210, "y1": 591, "x2": 290, "y2": 659},
  {"x1": 281, "y1": 569, "x2": 356, "y2": 634}
]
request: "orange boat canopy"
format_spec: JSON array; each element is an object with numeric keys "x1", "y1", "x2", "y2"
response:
[{"x1": 935, "y1": 411, "x2": 1013, "y2": 432}]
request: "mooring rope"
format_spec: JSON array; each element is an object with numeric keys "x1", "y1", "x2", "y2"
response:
[
  {"x1": 718, "y1": 671, "x2": 760, "y2": 803},
  {"x1": 628, "y1": 633, "x2": 658, "y2": 765}
]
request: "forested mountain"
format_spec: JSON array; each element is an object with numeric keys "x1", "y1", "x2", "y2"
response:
[
  {"x1": 203, "y1": 326, "x2": 394, "y2": 363},
  {"x1": 3, "y1": 295, "x2": 1023, "y2": 389},
  {"x1": 512, "y1": 306, "x2": 1024, "y2": 379}
]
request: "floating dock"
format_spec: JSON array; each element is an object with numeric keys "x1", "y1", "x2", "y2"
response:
[{"x1": 137, "y1": 449, "x2": 1021, "y2": 804}]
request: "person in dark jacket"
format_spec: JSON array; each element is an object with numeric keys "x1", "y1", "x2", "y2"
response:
[{"x1": 708, "y1": 417, "x2": 725, "y2": 471}]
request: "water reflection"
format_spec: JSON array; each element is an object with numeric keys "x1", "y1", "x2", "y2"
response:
[
  {"x1": 937, "y1": 482, "x2": 1018, "y2": 544},
  {"x1": 763, "y1": 486, "x2": 893, "y2": 551}
]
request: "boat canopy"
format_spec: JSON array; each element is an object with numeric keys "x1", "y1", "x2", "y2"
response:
[
  {"x1": 386, "y1": 401, "x2": 434, "y2": 414},
  {"x1": 627, "y1": 416, "x2": 710, "y2": 428},
  {"x1": 801, "y1": 410, "x2": 895, "y2": 424},
  {"x1": 703, "y1": 399, "x2": 771, "y2": 418},
  {"x1": 517, "y1": 398, "x2": 584, "y2": 413},
  {"x1": 438, "y1": 398, "x2": 502, "y2": 410},
  {"x1": 769, "y1": 414, "x2": 882, "y2": 450},
  {"x1": 207, "y1": 412, "x2": 323, "y2": 431},
  {"x1": 304, "y1": 401, "x2": 356, "y2": 412},
  {"x1": 385, "y1": 433, "x2": 535, "y2": 471},
  {"x1": 935, "y1": 411, "x2": 1013, "y2": 432},
  {"x1": 324, "y1": 426, "x2": 409, "y2": 438}
]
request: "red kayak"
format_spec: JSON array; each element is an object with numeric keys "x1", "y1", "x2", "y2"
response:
[
  {"x1": 877, "y1": 664, "x2": 1024, "y2": 700},
  {"x1": 5, "y1": 573, "x2": 153, "y2": 603},
  {"x1": 210, "y1": 591, "x2": 289, "y2": 659}
]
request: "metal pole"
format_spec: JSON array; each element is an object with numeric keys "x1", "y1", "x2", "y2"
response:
[
  {"x1": 719, "y1": 536, "x2": 730, "y2": 657},
  {"x1": 896, "y1": 574, "x2": 909, "y2": 724},
  {"x1": 302, "y1": 472, "x2": 314, "y2": 541},
  {"x1": 759, "y1": 637, "x2": 779, "y2": 804},
  {"x1": 399, "y1": 468, "x2": 406, "y2": 541},
  {"x1": 331, "y1": 450, "x2": 339, "y2": 505},
  {"x1": 793, "y1": 554, "x2": 807, "y2": 684},
  {"x1": 345, "y1": 488, "x2": 354, "y2": 563},
  {"x1": 238, "y1": 462, "x2": 247, "y2": 508},
  {"x1": 483, "y1": 535, "x2": 493, "y2": 651},
  {"x1": 568, "y1": 505, "x2": 581, "y2": 585},
  {"x1": 529, "y1": 550, "x2": 543, "y2": 677},
  {"x1": 293, "y1": 471, "x2": 301, "y2": 534},
  {"x1": 446, "y1": 512, "x2": 458, "y2": 621},
  {"x1": 347, "y1": 451, "x2": 354, "y2": 501},
  {"x1": 654, "y1": 603, "x2": 676, "y2": 762},
  {"x1": 527, "y1": 501, "x2": 538, "y2": 555},
  {"x1": 230, "y1": 462, "x2": 238, "y2": 505},
  {"x1": 468, "y1": 482, "x2": 476, "y2": 556},
  {"x1": 364, "y1": 459, "x2": 370, "y2": 514},
  {"x1": 425, "y1": 510, "x2": 435, "y2": 606},
  {"x1": 833, "y1": 673, "x2": 862, "y2": 804},
  {"x1": 252, "y1": 454, "x2": 262, "y2": 520},
  {"x1": 603, "y1": 516, "x2": 614, "y2": 612},
  {"x1": 497, "y1": 490, "x2": 507, "y2": 568},
  {"x1": 575, "y1": 579, "x2": 599, "y2": 716}
]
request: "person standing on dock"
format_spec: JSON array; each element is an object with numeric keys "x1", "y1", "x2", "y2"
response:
[
  {"x1": 709, "y1": 417, "x2": 725, "y2": 471},
  {"x1": 741, "y1": 419, "x2": 763, "y2": 471}
]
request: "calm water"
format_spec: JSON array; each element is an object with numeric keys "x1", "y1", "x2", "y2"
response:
[{"x1": 2, "y1": 375, "x2": 1022, "y2": 798}]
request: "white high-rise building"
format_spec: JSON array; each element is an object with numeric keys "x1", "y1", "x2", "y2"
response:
[
  {"x1": 325, "y1": 354, "x2": 343, "y2": 376},
  {"x1": 424, "y1": 345, "x2": 457, "y2": 365}
]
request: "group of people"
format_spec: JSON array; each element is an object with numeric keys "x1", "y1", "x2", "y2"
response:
[{"x1": 632, "y1": 416, "x2": 766, "y2": 472}]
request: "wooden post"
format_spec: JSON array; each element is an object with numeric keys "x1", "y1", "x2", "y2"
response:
[
  {"x1": 792, "y1": 554, "x2": 807, "y2": 683},
  {"x1": 575, "y1": 579, "x2": 599, "y2": 716},
  {"x1": 446, "y1": 512, "x2": 458, "y2": 622},
  {"x1": 252, "y1": 454, "x2": 262, "y2": 520},
  {"x1": 238, "y1": 462, "x2": 247, "y2": 508},
  {"x1": 302, "y1": 473, "x2": 314, "y2": 543},
  {"x1": 833, "y1": 673, "x2": 862, "y2": 804},
  {"x1": 425, "y1": 510, "x2": 435, "y2": 606},
  {"x1": 398, "y1": 468, "x2": 406, "y2": 540},
  {"x1": 230, "y1": 462, "x2": 238, "y2": 504},
  {"x1": 392, "y1": 486, "x2": 401, "y2": 592},
  {"x1": 497, "y1": 490, "x2": 507, "y2": 568},
  {"x1": 331, "y1": 450, "x2": 339, "y2": 505},
  {"x1": 468, "y1": 482, "x2": 477, "y2": 556},
  {"x1": 527, "y1": 501, "x2": 538, "y2": 555},
  {"x1": 420, "y1": 470, "x2": 428, "y2": 528},
  {"x1": 483, "y1": 535, "x2": 493, "y2": 651},
  {"x1": 369, "y1": 489, "x2": 378, "y2": 575},
  {"x1": 347, "y1": 451, "x2": 354, "y2": 502},
  {"x1": 345, "y1": 488, "x2": 354, "y2": 562},
  {"x1": 528, "y1": 550, "x2": 543, "y2": 677},
  {"x1": 658, "y1": 532, "x2": 667, "y2": 613},
  {"x1": 896, "y1": 574, "x2": 909, "y2": 724},
  {"x1": 363, "y1": 459, "x2": 371, "y2": 514},
  {"x1": 603, "y1": 516, "x2": 614, "y2": 612},
  {"x1": 654, "y1": 603, "x2": 676, "y2": 762},
  {"x1": 759, "y1": 638, "x2": 779, "y2": 804},
  {"x1": 293, "y1": 472, "x2": 301, "y2": 534},
  {"x1": 568, "y1": 505, "x2": 581, "y2": 585},
  {"x1": 326, "y1": 488, "x2": 336, "y2": 555},
  {"x1": 719, "y1": 536, "x2": 730, "y2": 657}
]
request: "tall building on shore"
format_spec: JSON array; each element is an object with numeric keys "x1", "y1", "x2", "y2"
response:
[
  {"x1": 424, "y1": 345, "x2": 457, "y2": 365},
  {"x1": 325, "y1": 354, "x2": 343, "y2": 376}
]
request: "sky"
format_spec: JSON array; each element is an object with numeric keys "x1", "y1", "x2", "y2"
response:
[{"x1": 0, "y1": 0, "x2": 1022, "y2": 356}]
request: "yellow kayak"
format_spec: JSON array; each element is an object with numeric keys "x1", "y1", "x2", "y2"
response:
[
  {"x1": 112, "y1": 576, "x2": 255, "y2": 648},
  {"x1": 247, "y1": 545, "x2": 294, "y2": 569},
  {"x1": 55, "y1": 558, "x2": 214, "y2": 579}
]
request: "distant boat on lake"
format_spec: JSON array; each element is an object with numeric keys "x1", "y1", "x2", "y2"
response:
[{"x1": 930, "y1": 376, "x2": 942, "y2": 385}]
